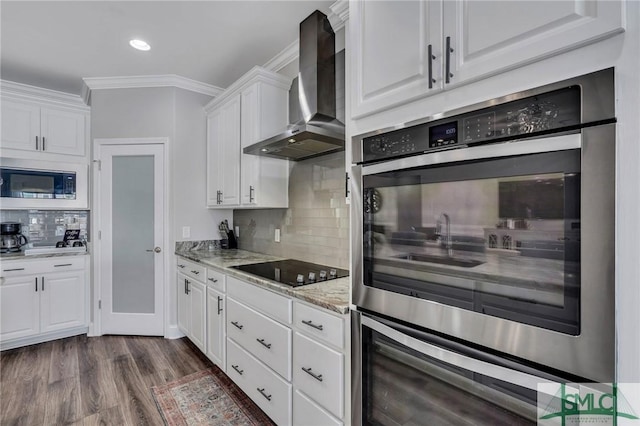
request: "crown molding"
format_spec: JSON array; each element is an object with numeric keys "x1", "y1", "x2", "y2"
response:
[
  {"x1": 204, "y1": 66, "x2": 292, "y2": 113},
  {"x1": 329, "y1": 0, "x2": 349, "y2": 32},
  {"x1": 82, "y1": 74, "x2": 224, "y2": 104},
  {"x1": 1, "y1": 79, "x2": 90, "y2": 110},
  {"x1": 263, "y1": 40, "x2": 300, "y2": 73}
]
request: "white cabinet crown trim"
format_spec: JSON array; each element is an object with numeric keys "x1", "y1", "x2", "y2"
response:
[
  {"x1": 82, "y1": 74, "x2": 224, "y2": 103},
  {"x1": 1, "y1": 80, "x2": 90, "y2": 111},
  {"x1": 204, "y1": 67, "x2": 292, "y2": 113}
]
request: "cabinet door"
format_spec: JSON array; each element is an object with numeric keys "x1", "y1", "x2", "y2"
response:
[
  {"x1": 188, "y1": 280, "x2": 207, "y2": 352},
  {"x1": 350, "y1": 0, "x2": 443, "y2": 118},
  {"x1": 39, "y1": 269, "x2": 85, "y2": 333},
  {"x1": 206, "y1": 287, "x2": 226, "y2": 368},
  {"x1": 0, "y1": 275, "x2": 40, "y2": 341},
  {"x1": 177, "y1": 274, "x2": 190, "y2": 334},
  {"x1": 40, "y1": 108, "x2": 86, "y2": 156},
  {"x1": 220, "y1": 96, "x2": 241, "y2": 206},
  {"x1": 206, "y1": 109, "x2": 223, "y2": 207},
  {"x1": 443, "y1": 0, "x2": 624, "y2": 86},
  {"x1": 240, "y1": 84, "x2": 260, "y2": 206},
  {"x1": 1, "y1": 99, "x2": 40, "y2": 152}
]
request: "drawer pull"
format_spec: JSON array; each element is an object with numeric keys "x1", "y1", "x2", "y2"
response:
[
  {"x1": 191, "y1": 270, "x2": 200, "y2": 275},
  {"x1": 3, "y1": 268, "x2": 25, "y2": 272},
  {"x1": 54, "y1": 263, "x2": 73, "y2": 267},
  {"x1": 302, "y1": 367, "x2": 324, "y2": 382},
  {"x1": 257, "y1": 387, "x2": 272, "y2": 401},
  {"x1": 178, "y1": 264, "x2": 185, "y2": 268},
  {"x1": 256, "y1": 338, "x2": 272, "y2": 349},
  {"x1": 302, "y1": 320, "x2": 324, "y2": 331},
  {"x1": 231, "y1": 364, "x2": 244, "y2": 375},
  {"x1": 217, "y1": 296, "x2": 223, "y2": 315},
  {"x1": 208, "y1": 277, "x2": 218, "y2": 283},
  {"x1": 231, "y1": 321, "x2": 244, "y2": 330}
]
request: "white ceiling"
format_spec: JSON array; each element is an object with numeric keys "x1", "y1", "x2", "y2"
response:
[{"x1": 1, "y1": 1, "x2": 336, "y2": 96}]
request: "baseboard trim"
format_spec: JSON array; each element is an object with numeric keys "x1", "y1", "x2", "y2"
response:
[
  {"x1": 165, "y1": 325, "x2": 185, "y2": 340},
  {"x1": 1, "y1": 326, "x2": 89, "y2": 351}
]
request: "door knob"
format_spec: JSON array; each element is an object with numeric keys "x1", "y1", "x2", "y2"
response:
[{"x1": 146, "y1": 247, "x2": 162, "y2": 253}]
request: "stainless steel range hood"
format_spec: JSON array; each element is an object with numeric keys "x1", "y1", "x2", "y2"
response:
[{"x1": 244, "y1": 10, "x2": 345, "y2": 161}]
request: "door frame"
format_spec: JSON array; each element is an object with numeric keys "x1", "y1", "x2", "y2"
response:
[{"x1": 90, "y1": 137, "x2": 170, "y2": 337}]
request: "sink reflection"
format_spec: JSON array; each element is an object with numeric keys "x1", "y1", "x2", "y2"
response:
[{"x1": 393, "y1": 253, "x2": 485, "y2": 268}]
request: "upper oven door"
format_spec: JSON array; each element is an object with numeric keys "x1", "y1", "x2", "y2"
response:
[{"x1": 351, "y1": 126, "x2": 615, "y2": 383}]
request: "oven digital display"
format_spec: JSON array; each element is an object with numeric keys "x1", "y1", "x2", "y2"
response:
[{"x1": 429, "y1": 122, "x2": 458, "y2": 148}]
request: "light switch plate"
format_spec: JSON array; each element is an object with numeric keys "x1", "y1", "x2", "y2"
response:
[
  {"x1": 182, "y1": 226, "x2": 191, "y2": 238},
  {"x1": 235, "y1": 226, "x2": 240, "y2": 237},
  {"x1": 274, "y1": 228, "x2": 280, "y2": 243}
]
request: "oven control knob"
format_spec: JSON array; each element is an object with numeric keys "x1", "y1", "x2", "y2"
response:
[
  {"x1": 329, "y1": 269, "x2": 337, "y2": 278},
  {"x1": 296, "y1": 274, "x2": 305, "y2": 283},
  {"x1": 319, "y1": 270, "x2": 327, "y2": 280},
  {"x1": 308, "y1": 272, "x2": 316, "y2": 282}
]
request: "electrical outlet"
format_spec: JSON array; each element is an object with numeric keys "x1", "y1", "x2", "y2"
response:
[
  {"x1": 182, "y1": 226, "x2": 191, "y2": 238},
  {"x1": 235, "y1": 226, "x2": 240, "y2": 237},
  {"x1": 274, "y1": 228, "x2": 281, "y2": 243}
]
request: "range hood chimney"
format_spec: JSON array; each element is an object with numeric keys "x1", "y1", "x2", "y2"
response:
[{"x1": 243, "y1": 10, "x2": 345, "y2": 161}]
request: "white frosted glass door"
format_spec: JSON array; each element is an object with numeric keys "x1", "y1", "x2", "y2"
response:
[
  {"x1": 98, "y1": 142, "x2": 165, "y2": 336},
  {"x1": 112, "y1": 156, "x2": 155, "y2": 314}
]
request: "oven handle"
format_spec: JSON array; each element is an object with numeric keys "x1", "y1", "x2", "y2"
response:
[
  {"x1": 361, "y1": 133, "x2": 581, "y2": 176},
  {"x1": 362, "y1": 314, "x2": 564, "y2": 392}
]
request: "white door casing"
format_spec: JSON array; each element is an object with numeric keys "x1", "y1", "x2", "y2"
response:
[{"x1": 93, "y1": 138, "x2": 167, "y2": 336}]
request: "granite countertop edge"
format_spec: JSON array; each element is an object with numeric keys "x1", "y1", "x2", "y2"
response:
[
  {"x1": 175, "y1": 248, "x2": 350, "y2": 315},
  {"x1": 0, "y1": 251, "x2": 90, "y2": 261}
]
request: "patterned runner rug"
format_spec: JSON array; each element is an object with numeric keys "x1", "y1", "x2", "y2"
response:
[{"x1": 151, "y1": 367, "x2": 275, "y2": 425}]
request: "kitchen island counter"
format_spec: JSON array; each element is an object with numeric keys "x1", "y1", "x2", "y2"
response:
[{"x1": 175, "y1": 248, "x2": 350, "y2": 314}]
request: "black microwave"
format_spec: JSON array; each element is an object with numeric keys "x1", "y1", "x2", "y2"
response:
[{"x1": 0, "y1": 167, "x2": 76, "y2": 200}]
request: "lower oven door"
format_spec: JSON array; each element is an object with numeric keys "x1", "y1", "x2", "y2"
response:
[{"x1": 351, "y1": 311, "x2": 572, "y2": 426}]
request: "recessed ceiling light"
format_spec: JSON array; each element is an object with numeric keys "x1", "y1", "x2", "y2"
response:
[{"x1": 129, "y1": 39, "x2": 150, "y2": 51}]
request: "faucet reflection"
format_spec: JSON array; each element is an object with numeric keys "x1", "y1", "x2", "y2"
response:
[{"x1": 436, "y1": 212, "x2": 453, "y2": 256}]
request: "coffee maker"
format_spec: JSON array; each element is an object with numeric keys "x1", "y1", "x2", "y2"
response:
[{"x1": 1, "y1": 222, "x2": 28, "y2": 253}]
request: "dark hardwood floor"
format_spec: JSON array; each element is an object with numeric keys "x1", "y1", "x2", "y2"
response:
[{"x1": 0, "y1": 335, "x2": 215, "y2": 425}]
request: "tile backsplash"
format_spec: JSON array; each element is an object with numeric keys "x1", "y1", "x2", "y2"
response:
[
  {"x1": 0, "y1": 210, "x2": 89, "y2": 246},
  {"x1": 233, "y1": 152, "x2": 349, "y2": 270}
]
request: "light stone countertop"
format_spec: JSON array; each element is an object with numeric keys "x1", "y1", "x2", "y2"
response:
[
  {"x1": 175, "y1": 248, "x2": 350, "y2": 315},
  {"x1": 0, "y1": 251, "x2": 90, "y2": 261}
]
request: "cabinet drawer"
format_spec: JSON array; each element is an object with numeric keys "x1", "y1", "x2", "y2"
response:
[
  {"x1": 1, "y1": 256, "x2": 85, "y2": 277},
  {"x1": 294, "y1": 301, "x2": 345, "y2": 349},
  {"x1": 176, "y1": 258, "x2": 205, "y2": 282},
  {"x1": 227, "y1": 276, "x2": 291, "y2": 324},
  {"x1": 206, "y1": 267, "x2": 226, "y2": 292},
  {"x1": 293, "y1": 332, "x2": 344, "y2": 418},
  {"x1": 294, "y1": 390, "x2": 342, "y2": 426},
  {"x1": 227, "y1": 338, "x2": 292, "y2": 426},
  {"x1": 227, "y1": 297, "x2": 291, "y2": 380}
]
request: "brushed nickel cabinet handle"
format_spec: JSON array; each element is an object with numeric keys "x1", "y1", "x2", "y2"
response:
[
  {"x1": 257, "y1": 388, "x2": 272, "y2": 401},
  {"x1": 302, "y1": 367, "x2": 323, "y2": 382},
  {"x1": 208, "y1": 277, "x2": 218, "y2": 283},
  {"x1": 191, "y1": 270, "x2": 200, "y2": 275},
  {"x1": 445, "y1": 36, "x2": 454, "y2": 84},
  {"x1": 249, "y1": 185, "x2": 255, "y2": 203},
  {"x1": 41, "y1": 276, "x2": 45, "y2": 291},
  {"x1": 3, "y1": 268, "x2": 25, "y2": 272},
  {"x1": 428, "y1": 44, "x2": 436, "y2": 88},
  {"x1": 217, "y1": 296, "x2": 223, "y2": 315},
  {"x1": 302, "y1": 320, "x2": 324, "y2": 331},
  {"x1": 42, "y1": 137, "x2": 46, "y2": 151},
  {"x1": 256, "y1": 338, "x2": 272, "y2": 349},
  {"x1": 36, "y1": 136, "x2": 39, "y2": 150},
  {"x1": 231, "y1": 321, "x2": 243, "y2": 330},
  {"x1": 35, "y1": 277, "x2": 38, "y2": 292},
  {"x1": 231, "y1": 364, "x2": 243, "y2": 375},
  {"x1": 54, "y1": 263, "x2": 72, "y2": 267},
  {"x1": 178, "y1": 264, "x2": 185, "y2": 269}
]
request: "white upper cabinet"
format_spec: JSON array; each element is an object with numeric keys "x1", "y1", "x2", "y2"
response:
[
  {"x1": 445, "y1": 0, "x2": 625, "y2": 86},
  {"x1": 206, "y1": 67, "x2": 290, "y2": 209},
  {"x1": 240, "y1": 81, "x2": 289, "y2": 208},
  {"x1": 350, "y1": 0, "x2": 443, "y2": 118},
  {"x1": 350, "y1": 0, "x2": 625, "y2": 119},
  {"x1": 0, "y1": 81, "x2": 89, "y2": 161}
]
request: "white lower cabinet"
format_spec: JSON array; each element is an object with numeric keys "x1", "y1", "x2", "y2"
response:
[
  {"x1": 0, "y1": 256, "x2": 88, "y2": 349},
  {"x1": 176, "y1": 258, "x2": 207, "y2": 353},
  {"x1": 293, "y1": 332, "x2": 344, "y2": 419},
  {"x1": 227, "y1": 338, "x2": 292, "y2": 426},
  {"x1": 206, "y1": 286, "x2": 225, "y2": 368},
  {"x1": 294, "y1": 390, "x2": 343, "y2": 426}
]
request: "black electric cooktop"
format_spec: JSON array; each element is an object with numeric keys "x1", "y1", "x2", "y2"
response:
[{"x1": 231, "y1": 259, "x2": 349, "y2": 287}]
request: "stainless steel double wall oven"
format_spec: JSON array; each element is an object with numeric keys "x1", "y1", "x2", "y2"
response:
[{"x1": 351, "y1": 69, "x2": 616, "y2": 425}]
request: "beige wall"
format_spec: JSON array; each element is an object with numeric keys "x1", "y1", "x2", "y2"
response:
[{"x1": 233, "y1": 151, "x2": 349, "y2": 270}]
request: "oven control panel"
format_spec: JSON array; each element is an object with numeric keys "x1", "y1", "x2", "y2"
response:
[{"x1": 361, "y1": 86, "x2": 580, "y2": 163}]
